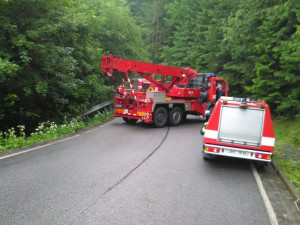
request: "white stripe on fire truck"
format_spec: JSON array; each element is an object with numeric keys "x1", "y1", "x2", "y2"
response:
[
  {"x1": 204, "y1": 129, "x2": 218, "y2": 139},
  {"x1": 261, "y1": 137, "x2": 275, "y2": 147}
]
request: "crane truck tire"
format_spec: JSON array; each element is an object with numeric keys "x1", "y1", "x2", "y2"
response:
[
  {"x1": 169, "y1": 107, "x2": 183, "y2": 126},
  {"x1": 153, "y1": 106, "x2": 168, "y2": 128},
  {"x1": 122, "y1": 117, "x2": 138, "y2": 124}
]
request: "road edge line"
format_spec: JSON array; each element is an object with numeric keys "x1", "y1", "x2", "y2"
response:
[
  {"x1": 0, "y1": 135, "x2": 80, "y2": 160},
  {"x1": 250, "y1": 163, "x2": 279, "y2": 225}
]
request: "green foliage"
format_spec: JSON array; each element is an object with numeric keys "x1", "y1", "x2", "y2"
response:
[
  {"x1": 0, "y1": 0, "x2": 148, "y2": 132},
  {"x1": 0, "y1": 111, "x2": 113, "y2": 152},
  {"x1": 127, "y1": 0, "x2": 172, "y2": 63},
  {"x1": 161, "y1": 0, "x2": 299, "y2": 117},
  {"x1": 162, "y1": 0, "x2": 240, "y2": 69},
  {"x1": 273, "y1": 118, "x2": 300, "y2": 191},
  {"x1": 1, "y1": 0, "x2": 299, "y2": 131}
]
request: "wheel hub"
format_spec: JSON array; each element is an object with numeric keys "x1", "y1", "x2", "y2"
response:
[
  {"x1": 158, "y1": 112, "x2": 165, "y2": 122},
  {"x1": 173, "y1": 112, "x2": 181, "y2": 122}
]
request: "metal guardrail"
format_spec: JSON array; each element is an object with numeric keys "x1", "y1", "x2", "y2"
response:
[{"x1": 81, "y1": 100, "x2": 114, "y2": 117}]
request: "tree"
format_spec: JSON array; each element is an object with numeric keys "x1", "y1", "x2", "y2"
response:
[
  {"x1": 0, "y1": 0, "x2": 148, "y2": 132},
  {"x1": 127, "y1": 0, "x2": 173, "y2": 63},
  {"x1": 162, "y1": 0, "x2": 299, "y2": 117},
  {"x1": 222, "y1": 0, "x2": 299, "y2": 116}
]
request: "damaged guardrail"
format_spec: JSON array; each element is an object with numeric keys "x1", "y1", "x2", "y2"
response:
[{"x1": 81, "y1": 100, "x2": 114, "y2": 118}]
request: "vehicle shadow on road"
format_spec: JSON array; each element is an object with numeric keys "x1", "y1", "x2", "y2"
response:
[
  {"x1": 201, "y1": 156, "x2": 251, "y2": 172},
  {"x1": 181, "y1": 118, "x2": 204, "y2": 126},
  {"x1": 112, "y1": 118, "x2": 204, "y2": 129},
  {"x1": 111, "y1": 120, "x2": 155, "y2": 129}
]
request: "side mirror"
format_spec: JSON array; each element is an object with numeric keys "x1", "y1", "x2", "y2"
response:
[{"x1": 200, "y1": 122, "x2": 208, "y2": 135}]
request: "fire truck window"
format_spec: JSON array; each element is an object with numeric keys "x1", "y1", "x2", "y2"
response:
[
  {"x1": 195, "y1": 77, "x2": 202, "y2": 88},
  {"x1": 187, "y1": 78, "x2": 202, "y2": 89},
  {"x1": 206, "y1": 81, "x2": 211, "y2": 90}
]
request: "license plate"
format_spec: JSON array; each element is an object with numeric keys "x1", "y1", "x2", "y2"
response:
[
  {"x1": 115, "y1": 104, "x2": 122, "y2": 108},
  {"x1": 223, "y1": 149, "x2": 251, "y2": 157}
]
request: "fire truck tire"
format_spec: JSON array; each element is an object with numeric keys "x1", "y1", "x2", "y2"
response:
[
  {"x1": 202, "y1": 146, "x2": 213, "y2": 160},
  {"x1": 255, "y1": 161, "x2": 269, "y2": 167},
  {"x1": 153, "y1": 106, "x2": 168, "y2": 128},
  {"x1": 202, "y1": 151, "x2": 213, "y2": 160},
  {"x1": 122, "y1": 117, "x2": 138, "y2": 124},
  {"x1": 169, "y1": 107, "x2": 183, "y2": 126}
]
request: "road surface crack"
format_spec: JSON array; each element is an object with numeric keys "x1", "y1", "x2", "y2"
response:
[
  {"x1": 102, "y1": 126, "x2": 170, "y2": 195},
  {"x1": 67, "y1": 126, "x2": 170, "y2": 225}
]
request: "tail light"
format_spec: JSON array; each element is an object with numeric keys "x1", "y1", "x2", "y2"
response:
[
  {"x1": 205, "y1": 146, "x2": 220, "y2": 153},
  {"x1": 255, "y1": 153, "x2": 270, "y2": 160}
]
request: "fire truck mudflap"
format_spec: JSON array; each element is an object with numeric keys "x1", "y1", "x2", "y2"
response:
[{"x1": 202, "y1": 97, "x2": 275, "y2": 164}]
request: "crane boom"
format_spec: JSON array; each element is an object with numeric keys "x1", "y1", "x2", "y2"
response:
[{"x1": 101, "y1": 54, "x2": 198, "y2": 78}]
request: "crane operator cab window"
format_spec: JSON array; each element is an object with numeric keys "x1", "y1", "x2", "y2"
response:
[
  {"x1": 187, "y1": 77, "x2": 204, "y2": 89},
  {"x1": 187, "y1": 76, "x2": 209, "y2": 100},
  {"x1": 198, "y1": 73, "x2": 212, "y2": 90},
  {"x1": 133, "y1": 79, "x2": 150, "y2": 92}
]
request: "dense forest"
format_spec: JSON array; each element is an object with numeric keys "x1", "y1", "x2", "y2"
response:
[{"x1": 0, "y1": 0, "x2": 299, "y2": 133}]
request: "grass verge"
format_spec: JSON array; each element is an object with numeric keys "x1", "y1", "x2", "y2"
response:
[
  {"x1": 0, "y1": 112, "x2": 113, "y2": 153},
  {"x1": 273, "y1": 117, "x2": 300, "y2": 192}
]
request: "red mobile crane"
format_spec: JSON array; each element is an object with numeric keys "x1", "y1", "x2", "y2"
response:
[{"x1": 101, "y1": 54, "x2": 228, "y2": 127}]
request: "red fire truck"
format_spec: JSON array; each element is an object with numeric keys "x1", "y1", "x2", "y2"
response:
[
  {"x1": 202, "y1": 97, "x2": 275, "y2": 165},
  {"x1": 101, "y1": 54, "x2": 228, "y2": 127}
]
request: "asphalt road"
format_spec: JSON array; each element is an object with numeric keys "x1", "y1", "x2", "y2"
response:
[{"x1": 0, "y1": 117, "x2": 298, "y2": 225}]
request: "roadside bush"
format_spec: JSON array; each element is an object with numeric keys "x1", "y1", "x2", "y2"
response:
[{"x1": 0, "y1": 111, "x2": 113, "y2": 153}]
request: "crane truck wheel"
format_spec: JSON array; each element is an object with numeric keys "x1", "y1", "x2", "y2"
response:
[
  {"x1": 153, "y1": 106, "x2": 168, "y2": 128},
  {"x1": 169, "y1": 107, "x2": 183, "y2": 126},
  {"x1": 122, "y1": 117, "x2": 138, "y2": 124}
]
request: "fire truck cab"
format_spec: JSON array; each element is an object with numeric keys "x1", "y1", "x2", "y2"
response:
[{"x1": 202, "y1": 97, "x2": 275, "y2": 165}]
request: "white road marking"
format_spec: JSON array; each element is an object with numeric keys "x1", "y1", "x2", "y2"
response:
[
  {"x1": 0, "y1": 135, "x2": 80, "y2": 160},
  {"x1": 0, "y1": 119, "x2": 115, "y2": 160},
  {"x1": 250, "y1": 163, "x2": 279, "y2": 225}
]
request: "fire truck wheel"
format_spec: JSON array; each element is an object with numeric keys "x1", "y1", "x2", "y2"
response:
[
  {"x1": 122, "y1": 117, "x2": 138, "y2": 124},
  {"x1": 202, "y1": 146, "x2": 213, "y2": 160},
  {"x1": 202, "y1": 151, "x2": 213, "y2": 160},
  {"x1": 169, "y1": 107, "x2": 183, "y2": 126},
  {"x1": 153, "y1": 106, "x2": 168, "y2": 128}
]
